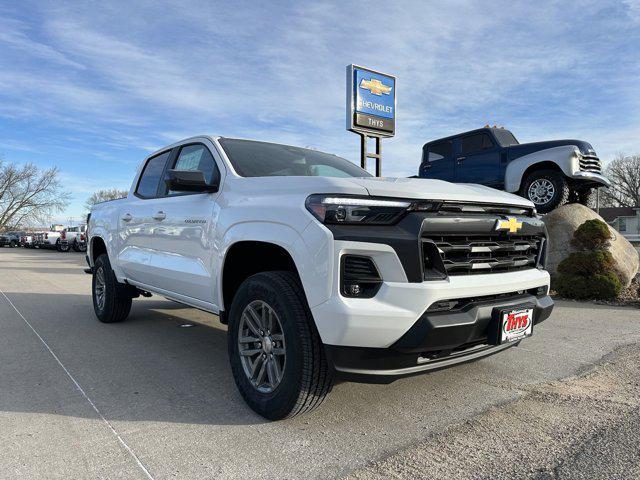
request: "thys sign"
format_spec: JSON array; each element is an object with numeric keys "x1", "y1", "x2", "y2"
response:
[{"x1": 346, "y1": 65, "x2": 396, "y2": 137}]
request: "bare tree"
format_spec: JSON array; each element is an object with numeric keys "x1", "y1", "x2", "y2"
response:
[
  {"x1": 600, "y1": 153, "x2": 640, "y2": 207},
  {"x1": 84, "y1": 188, "x2": 129, "y2": 212},
  {"x1": 0, "y1": 159, "x2": 69, "y2": 230}
]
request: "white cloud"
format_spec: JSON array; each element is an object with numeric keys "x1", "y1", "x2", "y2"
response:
[{"x1": 0, "y1": 0, "x2": 639, "y2": 218}]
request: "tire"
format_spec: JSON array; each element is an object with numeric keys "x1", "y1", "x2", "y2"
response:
[
  {"x1": 10, "y1": 241, "x2": 17, "y2": 248},
  {"x1": 92, "y1": 253, "x2": 132, "y2": 323},
  {"x1": 57, "y1": 240, "x2": 70, "y2": 252},
  {"x1": 77, "y1": 242, "x2": 87, "y2": 253},
  {"x1": 227, "y1": 271, "x2": 333, "y2": 420},
  {"x1": 520, "y1": 169, "x2": 570, "y2": 214},
  {"x1": 577, "y1": 187, "x2": 597, "y2": 209}
]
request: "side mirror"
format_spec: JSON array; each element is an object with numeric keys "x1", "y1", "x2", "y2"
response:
[{"x1": 165, "y1": 169, "x2": 219, "y2": 193}]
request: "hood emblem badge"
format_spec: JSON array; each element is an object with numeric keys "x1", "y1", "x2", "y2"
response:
[{"x1": 495, "y1": 217, "x2": 523, "y2": 234}]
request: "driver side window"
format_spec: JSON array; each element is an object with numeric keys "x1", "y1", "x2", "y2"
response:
[{"x1": 165, "y1": 144, "x2": 220, "y2": 196}]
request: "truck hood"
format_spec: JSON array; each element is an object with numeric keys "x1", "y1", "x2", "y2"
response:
[
  {"x1": 233, "y1": 176, "x2": 533, "y2": 208},
  {"x1": 509, "y1": 139, "x2": 595, "y2": 158},
  {"x1": 345, "y1": 177, "x2": 533, "y2": 207}
]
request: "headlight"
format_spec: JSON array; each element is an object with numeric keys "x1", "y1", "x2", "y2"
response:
[{"x1": 305, "y1": 194, "x2": 437, "y2": 225}]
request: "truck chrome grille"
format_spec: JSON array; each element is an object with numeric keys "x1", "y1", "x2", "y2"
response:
[
  {"x1": 422, "y1": 234, "x2": 544, "y2": 276},
  {"x1": 579, "y1": 154, "x2": 602, "y2": 173}
]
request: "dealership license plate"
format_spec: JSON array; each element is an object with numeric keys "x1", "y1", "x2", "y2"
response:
[{"x1": 500, "y1": 308, "x2": 534, "y2": 343}]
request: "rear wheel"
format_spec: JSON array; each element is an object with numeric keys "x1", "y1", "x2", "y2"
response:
[
  {"x1": 92, "y1": 254, "x2": 132, "y2": 323},
  {"x1": 520, "y1": 169, "x2": 570, "y2": 214},
  {"x1": 10, "y1": 240, "x2": 18, "y2": 248},
  {"x1": 228, "y1": 271, "x2": 333, "y2": 420},
  {"x1": 57, "y1": 240, "x2": 70, "y2": 252}
]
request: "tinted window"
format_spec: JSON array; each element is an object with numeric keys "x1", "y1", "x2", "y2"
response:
[
  {"x1": 493, "y1": 129, "x2": 519, "y2": 146},
  {"x1": 219, "y1": 138, "x2": 370, "y2": 178},
  {"x1": 165, "y1": 144, "x2": 220, "y2": 196},
  {"x1": 174, "y1": 144, "x2": 219, "y2": 184},
  {"x1": 427, "y1": 141, "x2": 452, "y2": 162},
  {"x1": 136, "y1": 151, "x2": 171, "y2": 198},
  {"x1": 461, "y1": 133, "x2": 494, "y2": 155}
]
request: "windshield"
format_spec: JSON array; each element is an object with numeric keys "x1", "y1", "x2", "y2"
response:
[
  {"x1": 219, "y1": 138, "x2": 371, "y2": 178},
  {"x1": 492, "y1": 129, "x2": 519, "y2": 146}
]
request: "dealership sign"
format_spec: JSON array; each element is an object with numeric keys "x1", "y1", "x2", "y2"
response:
[{"x1": 346, "y1": 65, "x2": 396, "y2": 137}]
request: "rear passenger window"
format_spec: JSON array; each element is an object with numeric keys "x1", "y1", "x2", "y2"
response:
[
  {"x1": 461, "y1": 133, "x2": 494, "y2": 155},
  {"x1": 427, "y1": 141, "x2": 452, "y2": 162},
  {"x1": 166, "y1": 144, "x2": 220, "y2": 196},
  {"x1": 136, "y1": 151, "x2": 171, "y2": 198}
]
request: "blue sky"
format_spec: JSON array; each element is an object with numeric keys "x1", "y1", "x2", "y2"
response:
[{"x1": 1, "y1": 0, "x2": 639, "y2": 223}]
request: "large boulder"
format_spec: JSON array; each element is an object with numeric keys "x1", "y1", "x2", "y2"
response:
[{"x1": 544, "y1": 203, "x2": 639, "y2": 287}]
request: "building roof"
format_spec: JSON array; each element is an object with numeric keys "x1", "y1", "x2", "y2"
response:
[{"x1": 599, "y1": 207, "x2": 637, "y2": 222}]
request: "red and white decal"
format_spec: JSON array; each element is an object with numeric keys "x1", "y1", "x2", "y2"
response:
[{"x1": 501, "y1": 308, "x2": 533, "y2": 342}]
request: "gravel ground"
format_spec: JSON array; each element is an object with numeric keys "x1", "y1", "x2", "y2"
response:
[{"x1": 347, "y1": 343, "x2": 640, "y2": 480}]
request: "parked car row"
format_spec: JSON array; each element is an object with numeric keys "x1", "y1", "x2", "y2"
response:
[{"x1": 1, "y1": 224, "x2": 87, "y2": 252}]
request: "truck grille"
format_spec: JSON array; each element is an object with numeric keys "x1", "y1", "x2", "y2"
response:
[
  {"x1": 422, "y1": 234, "x2": 544, "y2": 276},
  {"x1": 579, "y1": 154, "x2": 601, "y2": 173}
]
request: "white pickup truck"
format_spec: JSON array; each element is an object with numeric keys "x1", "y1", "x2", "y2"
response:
[
  {"x1": 87, "y1": 136, "x2": 554, "y2": 419},
  {"x1": 59, "y1": 225, "x2": 87, "y2": 252},
  {"x1": 35, "y1": 224, "x2": 65, "y2": 250}
]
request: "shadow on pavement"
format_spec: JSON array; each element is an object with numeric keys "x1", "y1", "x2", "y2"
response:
[{"x1": 0, "y1": 291, "x2": 268, "y2": 426}]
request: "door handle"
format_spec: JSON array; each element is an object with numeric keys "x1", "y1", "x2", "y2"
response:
[
  {"x1": 153, "y1": 211, "x2": 166, "y2": 221},
  {"x1": 456, "y1": 156, "x2": 466, "y2": 164},
  {"x1": 121, "y1": 213, "x2": 132, "y2": 222}
]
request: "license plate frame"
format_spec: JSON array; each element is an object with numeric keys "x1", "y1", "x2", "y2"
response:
[{"x1": 498, "y1": 306, "x2": 534, "y2": 344}]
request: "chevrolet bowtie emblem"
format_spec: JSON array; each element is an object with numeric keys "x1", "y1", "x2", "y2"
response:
[
  {"x1": 495, "y1": 217, "x2": 523, "y2": 234},
  {"x1": 360, "y1": 78, "x2": 392, "y2": 96}
]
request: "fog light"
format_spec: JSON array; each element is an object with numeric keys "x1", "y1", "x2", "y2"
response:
[
  {"x1": 348, "y1": 284, "x2": 361, "y2": 296},
  {"x1": 341, "y1": 255, "x2": 382, "y2": 298}
]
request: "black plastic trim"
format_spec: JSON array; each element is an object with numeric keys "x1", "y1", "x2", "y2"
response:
[
  {"x1": 392, "y1": 294, "x2": 553, "y2": 353},
  {"x1": 340, "y1": 255, "x2": 382, "y2": 298}
]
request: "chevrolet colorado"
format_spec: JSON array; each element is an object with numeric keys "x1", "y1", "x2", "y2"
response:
[{"x1": 87, "y1": 136, "x2": 553, "y2": 419}]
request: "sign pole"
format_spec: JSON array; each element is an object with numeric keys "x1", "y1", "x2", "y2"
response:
[
  {"x1": 346, "y1": 64, "x2": 396, "y2": 177},
  {"x1": 358, "y1": 133, "x2": 382, "y2": 175}
]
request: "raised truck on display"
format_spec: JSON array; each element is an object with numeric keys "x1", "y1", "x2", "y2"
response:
[
  {"x1": 419, "y1": 127, "x2": 610, "y2": 213},
  {"x1": 87, "y1": 136, "x2": 554, "y2": 419}
]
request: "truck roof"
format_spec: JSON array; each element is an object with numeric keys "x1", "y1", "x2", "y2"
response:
[{"x1": 422, "y1": 127, "x2": 512, "y2": 148}]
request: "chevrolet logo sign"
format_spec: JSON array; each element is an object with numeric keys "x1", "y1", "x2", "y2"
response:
[
  {"x1": 495, "y1": 217, "x2": 523, "y2": 234},
  {"x1": 360, "y1": 78, "x2": 392, "y2": 96}
]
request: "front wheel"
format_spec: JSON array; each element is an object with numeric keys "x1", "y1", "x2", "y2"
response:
[
  {"x1": 577, "y1": 187, "x2": 597, "y2": 209},
  {"x1": 228, "y1": 271, "x2": 333, "y2": 420},
  {"x1": 92, "y1": 254, "x2": 132, "y2": 323},
  {"x1": 520, "y1": 169, "x2": 570, "y2": 214}
]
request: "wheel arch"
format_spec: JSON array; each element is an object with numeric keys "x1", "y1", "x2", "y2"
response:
[
  {"x1": 505, "y1": 146, "x2": 577, "y2": 192},
  {"x1": 89, "y1": 235, "x2": 108, "y2": 263},
  {"x1": 216, "y1": 221, "x2": 331, "y2": 318},
  {"x1": 220, "y1": 240, "x2": 302, "y2": 321}
]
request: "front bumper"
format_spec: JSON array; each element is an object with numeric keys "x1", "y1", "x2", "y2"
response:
[
  {"x1": 325, "y1": 293, "x2": 553, "y2": 382},
  {"x1": 311, "y1": 242, "x2": 551, "y2": 349},
  {"x1": 570, "y1": 170, "x2": 611, "y2": 187}
]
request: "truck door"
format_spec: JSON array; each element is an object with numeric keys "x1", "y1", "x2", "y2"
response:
[
  {"x1": 419, "y1": 140, "x2": 454, "y2": 181},
  {"x1": 141, "y1": 142, "x2": 223, "y2": 305},
  {"x1": 454, "y1": 132, "x2": 502, "y2": 186},
  {"x1": 118, "y1": 149, "x2": 173, "y2": 285}
]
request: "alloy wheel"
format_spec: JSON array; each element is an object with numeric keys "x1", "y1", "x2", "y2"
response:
[
  {"x1": 238, "y1": 300, "x2": 286, "y2": 393},
  {"x1": 94, "y1": 267, "x2": 106, "y2": 311}
]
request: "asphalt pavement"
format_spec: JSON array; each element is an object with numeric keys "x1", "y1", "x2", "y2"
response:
[{"x1": 1, "y1": 247, "x2": 639, "y2": 479}]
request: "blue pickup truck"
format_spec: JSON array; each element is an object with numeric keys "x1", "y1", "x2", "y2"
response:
[{"x1": 418, "y1": 127, "x2": 610, "y2": 213}]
